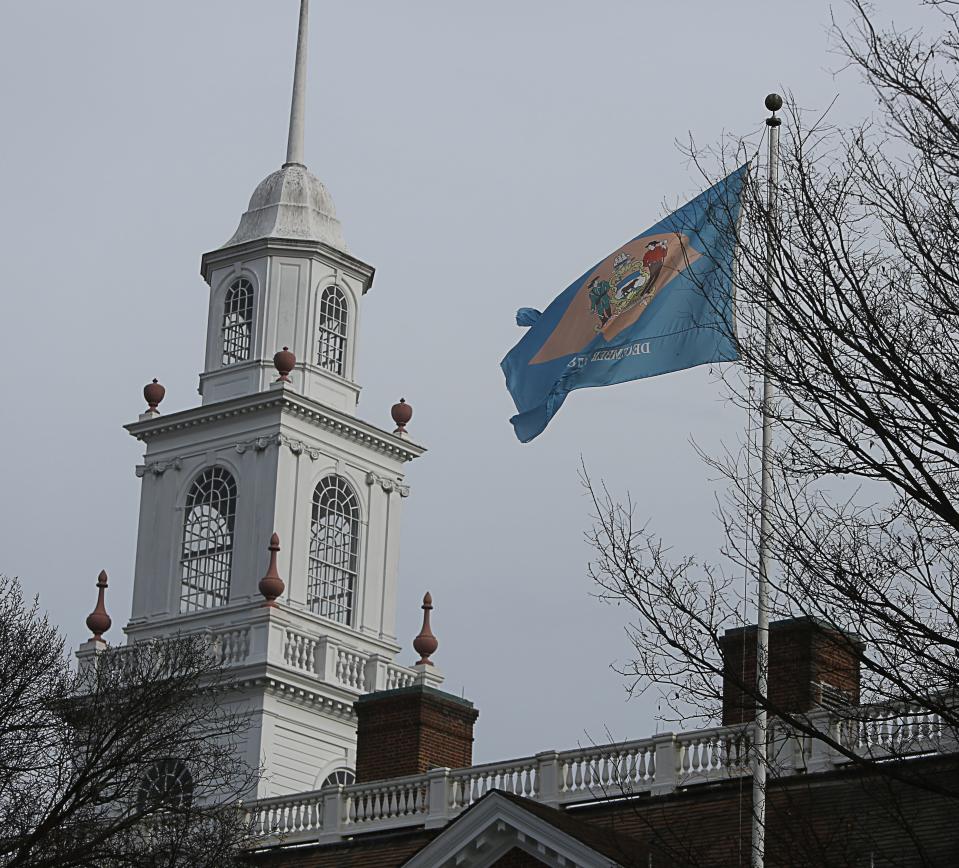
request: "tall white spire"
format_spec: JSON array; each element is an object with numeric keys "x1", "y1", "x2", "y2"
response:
[{"x1": 285, "y1": 0, "x2": 310, "y2": 166}]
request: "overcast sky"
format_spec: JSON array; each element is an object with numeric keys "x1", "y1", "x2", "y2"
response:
[{"x1": 0, "y1": 0, "x2": 924, "y2": 763}]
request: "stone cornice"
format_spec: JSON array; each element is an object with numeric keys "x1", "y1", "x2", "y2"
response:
[
  {"x1": 200, "y1": 236, "x2": 375, "y2": 292},
  {"x1": 124, "y1": 388, "x2": 425, "y2": 463}
]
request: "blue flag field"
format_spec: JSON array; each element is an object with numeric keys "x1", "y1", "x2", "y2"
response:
[{"x1": 501, "y1": 165, "x2": 747, "y2": 442}]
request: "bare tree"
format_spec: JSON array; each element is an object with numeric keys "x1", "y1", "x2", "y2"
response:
[
  {"x1": 588, "y1": 0, "x2": 959, "y2": 799},
  {"x1": 0, "y1": 574, "x2": 256, "y2": 867}
]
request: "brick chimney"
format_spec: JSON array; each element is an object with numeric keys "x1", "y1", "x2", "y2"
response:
[
  {"x1": 719, "y1": 616, "x2": 864, "y2": 725},
  {"x1": 354, "y1": 684, "x2": 479, "y2": 782}
]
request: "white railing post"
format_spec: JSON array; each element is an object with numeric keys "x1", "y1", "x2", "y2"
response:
[
  {"x1": 650, "y1": 733, "x2": 678, "y2": 795},
  {"x1": 365, "y1": 654, "x2": 390, "y2": 692},
  {"x1": 424, "y1": 768, "x2": 451, "y2": 829},
  {"x1": 315, "y1": 636, "x2": 339, "y2": 684},
  {"x1": 75, "y1": 638, "x2": 107, "y2": 678},
  {"x1": 317, "y1": 785, "x2": 345, "y2": 843},
  {"x1": 804, "y1": 711, "x2": 838, "y2": 774},
  {"x1": 535, "y1": 751, "x2": 560, "y2": 807}
]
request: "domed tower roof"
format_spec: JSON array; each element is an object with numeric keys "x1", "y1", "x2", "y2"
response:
[
  {"x1": 222, "y1": 0, "x2": 345, "y2": 251},
  {"x1": 224, "y1": 162, "x2": 346, "y2": 250}
]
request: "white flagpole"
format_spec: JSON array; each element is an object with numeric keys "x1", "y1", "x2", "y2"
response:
[{"x1": 751, "y1": 91, "x2": 782, "y2": 868}]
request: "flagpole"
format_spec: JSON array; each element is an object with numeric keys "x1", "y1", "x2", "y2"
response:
[{"x1": 752, "y1": 91, "x2": 782, "y2": 868}]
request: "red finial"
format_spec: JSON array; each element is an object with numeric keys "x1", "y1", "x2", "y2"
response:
[
  {"x1": 258, "y1": 533, "x2": 285, "y2": 606},
  {"x1": 413, "y1": 591, "x2": 438, "y2": 665},
  {"x1": 391, "y1": 398, "x2": 413, "y2": 436},
  {"x1": 274, "y1": 347, "x2": 296, "y2": 382},
  {"x1": 143, "y1": 379, "x2": 166, "y2": 414},
  {"x1": 85, "y1": 570, "x2": 112, "y2": 642}
]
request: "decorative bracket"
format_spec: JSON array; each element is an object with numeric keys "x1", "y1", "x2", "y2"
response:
[
  {"x1": 235, "y1": 435, "x2": 277, "y2": 455},
  {"x1": 278, "y1": 434, "x2": 323, "y2": 460},
  {"x1": 135, "y1": 457, "x2": 183, "y2": 478},
  {"x1": 365, "y1": 471, "x2": 410, "y2": 497}
]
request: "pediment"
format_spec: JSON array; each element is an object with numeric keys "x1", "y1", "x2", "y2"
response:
[{"x1": 402, "y1": 791, "x2": 627, "y2": 868}]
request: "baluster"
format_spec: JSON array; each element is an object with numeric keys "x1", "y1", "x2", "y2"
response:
[{"x1": 522, "y1": 767, "x2": 532, "y2": 796}]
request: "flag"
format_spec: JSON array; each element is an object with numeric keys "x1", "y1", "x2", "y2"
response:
[{"x1": 501, "y1": 165, "x2": 747, "y2": 442}]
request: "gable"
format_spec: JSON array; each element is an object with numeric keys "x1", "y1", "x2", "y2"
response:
[{"x1": 402, "y1": 791, "x2": 625, "y2": 868}]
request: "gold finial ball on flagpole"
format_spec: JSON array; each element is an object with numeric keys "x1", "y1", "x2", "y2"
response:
[{"x1": 765, "y1": 93, "x2": 783, "y2": 112}]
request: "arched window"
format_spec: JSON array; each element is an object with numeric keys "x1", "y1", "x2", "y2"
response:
[
  {"x1": 221, "y1": 278, "x2": 254, "y2": 365},
  {"x1": 321, "y1": 768, "x2": 356, "y2": 788},
  {"x1": 180, "y1": 467, "x2": 237, "y2": 613},
  {"x1": 137, "y1": 759, "x2": 193, "y2": 811},
  {"x1": 317, "y1": 285, "x2": 348, "y2": 375},
  {"x1": 308, "y1": 476, "x2": 359, "y2": 625}
]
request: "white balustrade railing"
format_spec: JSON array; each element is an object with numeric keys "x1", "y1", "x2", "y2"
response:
[
  {"x1": 837, "y1": 705, "x2": 944, "y2": 758},
  {"x1": 559, "y1": 739, "x2": 657, "y2": 800},
  {"x1": 385, "y1": 664, "x2": 417, "y2": 690},
  {"x1": 677, "y1": 726, "x2": 751, "y2": 785},
  {"x1": 213, "y1": 627, "x2": 250, "y2": 666},
  {"x1": 283, "y1": 630, "x2": 318, "y2": 674},
  {"x1": 278, "y1": 630, "x2": 421, "y2": 695},
  {"x1": 449, "y1": 757, "x2": 538, "y2": 809},
  {"x1": 346, "y1": 775, "x2": 429, "y2": 828},
  {"x1": 250, "y1": 702, "x2": 958, "y2": 846},
  {"x1": 336, "y1": 648, "x2": 367, "y2": 691},
  {"x1": 254, "y1": 790, "x2": 324, "y2": 840}
]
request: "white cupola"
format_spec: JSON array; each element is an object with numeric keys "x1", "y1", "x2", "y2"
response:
[
  {"x1": 113, "y1": 0, "x2": 432, "y2": 799},
  {"x1": 195, "y1": 0, "x2": 372, "y2": 413}
]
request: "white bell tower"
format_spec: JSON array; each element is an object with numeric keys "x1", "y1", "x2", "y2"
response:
[{"x1": 117, "y1": 0, "x2": 438, "y2": 798}]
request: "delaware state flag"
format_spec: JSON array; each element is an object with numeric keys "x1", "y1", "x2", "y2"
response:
[{"x1": 501, "y1": 166, "x2": 747, "y2": 442}]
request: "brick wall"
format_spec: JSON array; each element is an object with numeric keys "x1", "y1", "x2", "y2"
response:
[
  {"x1": 573, "y1": 754, "x2": 959, "y2": 867},
  {"x1": 720, "y1": 616, "x2": 863, "y2": 725},
  {"x1": 354, "y1": 684, "x2": 479, "y2": 782}
]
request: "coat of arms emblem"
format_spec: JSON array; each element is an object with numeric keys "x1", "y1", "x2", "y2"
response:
[{"x1": 589, "y1": 239, "x2": 669, "y2": 330}]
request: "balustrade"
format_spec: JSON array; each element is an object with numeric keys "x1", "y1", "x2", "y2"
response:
[
  {"x1": 346, "y1": 776, "x2": 429, "y2": 827},
  {"x1": 283, "y1": 630, "x2": 318, "y2": 674},
  {"x1": 255, "y1": 791, "x2": 323, "y2": 840},
  {"x1": 839, "y1": 705, "x2": 943, "y2": 758},
  {"x1": 385, "y1": 664, "x2": 417, "y2": 690},
  {"x1": 677, "y1": 727, "x2": 750, "y2": 784},
  {"x1": 449, "y1": 757, "x2": 537, "y2": 810},
  {"x1": 558, "y1": 740, "x2": 656, "y2": 800},
  {"x1": 336, "y1": 648, "x2": 367, "y2": 691},
  {"x1": 249, "y1": 702, "x2": 955, "y2": 846},
  {"x1": 214, "y1": 627, "x2": 250, "y2": 666}
]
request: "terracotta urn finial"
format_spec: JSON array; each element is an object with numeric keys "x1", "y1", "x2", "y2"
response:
[
  {"x1": 85, "y1": 570, "x2": 112, "y2": 642},
  {"x1": 258, "y1": 533, "x2": 285, "y2": 606},
  {"x1": 413, "y1": 591, "x2": 438, "y2": 665},
  {"x1": 143, "y1": 379, "x2": 166, "y2": 415},
  {"x1": 274, "y1": 347, "x2": 296, "y2": 383},
  {"x1": 391, "y1": 398, "x2": 413, "y2": 437}
]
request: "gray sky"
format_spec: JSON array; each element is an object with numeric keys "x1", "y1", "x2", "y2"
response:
[{"x1": 0, "y1": 0, "x2": 922, "y2": 763}]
